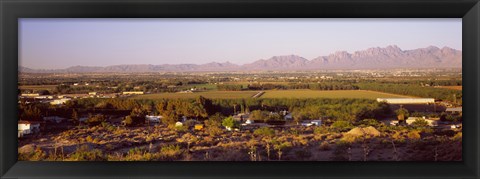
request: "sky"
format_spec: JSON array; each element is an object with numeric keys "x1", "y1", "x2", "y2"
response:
[{"x1": 19, "y1": 18, "x2": 462, "y2": 69}]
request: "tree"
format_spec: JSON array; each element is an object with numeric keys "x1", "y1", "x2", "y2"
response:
[
  {"x1": 250, "y1": 110, "x2": 268, "y2": 121},
  {"x1": 204, "y1": 113, "x2": 223, "y2": 136},
  {"x1": 411, "y1": 118, "x2": 429, "y2": 128},
  {"x1": 395, "y1": 108, "x2": 409, "y2": 122},
  {"x1": 222, "y1": 116, "x2": 239, "y2": 130},
  {"x1": 177, "y1": 133, "x2": 198, "y2": 151},
  {"x1": 254, "y1": 127, "x2": 275, "y2": 137}
]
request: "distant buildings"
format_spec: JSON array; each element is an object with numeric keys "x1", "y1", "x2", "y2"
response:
[
  {"x1": 21, "y1": 93, "x2": 40, "y2": 97},
  {"x1": 122, "y1": 91, "x2": 144, "y2": 95},
  {"x1": 445, "y1": 107, "x2": 462, "y2": 114},
  {"x1": 377, "y1": 98, "x2": 435, "y2": 104},
  {"x1": 50, "y1": 98, "x2": 71, "y2": 105}
]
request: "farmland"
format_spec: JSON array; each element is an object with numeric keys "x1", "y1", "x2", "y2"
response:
[
  {"x1": 434, "y1": 86, "x2": 462, "y2": 91},
  {"x1": 17, "y1": 70, "x2": 463, "y2": 162},
  {"x1": 130, "y1": 89, "x2": 411, "y2": 100},
  {"x1": 259, "y1": 90, "x2": 411, "y2": 99},
  {"x1": 131, "y1": 91, "x2": 259, "y2": 99}
]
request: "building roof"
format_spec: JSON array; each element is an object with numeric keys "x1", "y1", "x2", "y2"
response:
[{"x1": 446, "y1": 107, "x2": 462, "y2": 112}]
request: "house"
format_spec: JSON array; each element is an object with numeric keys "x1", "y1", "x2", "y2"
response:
[
  {"x1": 301, "y1": 122, "x2": 313, "y2": 127},
  {"x1": 122, "y1": 91, "x2": 144, "y2": 95},
  {"x1": 145, "y1": 115, "x2": 162, "y2": 123},
  {"x1": 376, "y1": 98, "x2": 435, "y2": 104},
  {"x1": 301, "y1": 120, "x2": 322, "y2": 127},
  {"x1": 311, "y1": 120, "x2": 322, "y2": 126},
  {"x1": 194, "y1": 124, "x2": 204, "y2": 130},
  {"x1": 50, "y1": 98, "x2": 71, "y2": 105},
  {"x1": 18, "y1": 120, "x2": 42, "y2": 138},
  {"x1": 406, "y1": 117, "x2": 438, "y2": 127}
]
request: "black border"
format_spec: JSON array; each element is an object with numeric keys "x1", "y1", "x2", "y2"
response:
[{"x1": 1, "y1": 0, "x2": 479, "y2": 178}]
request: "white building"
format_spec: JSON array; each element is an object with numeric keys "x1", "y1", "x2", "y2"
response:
[
  {"x1": 122, "y1": 91, "x2": 144, "y2": 95},
  {"x1": 376, "y1": 98, "x2": 435, "y2": 104},
  {"x1": 311, "y1": 120, "x2": 322, "y2": 126},
  {"x1": 50, "y1": 98, "x2": 71, "y2": 105},
  {"x1": 18, "y1": 121, "x2": 41, "y2": 138},
  {"x1": 20, "y1": 93, "x2": 40, "y2": 97},
  {"x1": 446, "y1": 107, "x2": 462, "y2": 113},
  {"x1": 145, "y1": 115, "x2": 163, "y2": 123}
]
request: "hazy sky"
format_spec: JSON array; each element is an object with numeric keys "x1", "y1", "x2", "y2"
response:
[{"x1": 19, "y1": 18, "x2": 462, "y2": 69}]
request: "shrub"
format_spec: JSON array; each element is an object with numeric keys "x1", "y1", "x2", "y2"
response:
[
  {"x1": 18, "y1": 147, "x2": 47, "y2": 161},
  {"x1": 68, "y1": 145, "x2": 105, "y2": 161},
  {"x1": 254, "y1": 127, "x2": 276, "y2": 137},
  {"x1": 222, "y1": 116, "x2": 239, "y2": 129},
  {"x1": 407, "y1": 130, "x2": 421, "y2": 140},
  {"x1": 313, "y1": 126, "x2": 329, "y2": 134},
  {"x1": 160, "y1": 145, "x2": 182, "y2": 159},
  {"x1": 356, "y1": 119, "x2": 381, "y2": 128},
  {"x1": 411, "y1": 119, "x2": 429, "y2": 128},
  {"x1": 331, "y1": 121, "x2": 354, "y2": 132}
]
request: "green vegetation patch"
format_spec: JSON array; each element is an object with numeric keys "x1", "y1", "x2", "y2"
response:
[{"x1": 260, "y1": 90, "x2": 410, "y2": 99}]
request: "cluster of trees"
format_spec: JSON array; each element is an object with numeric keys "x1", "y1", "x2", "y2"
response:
[
  {"x1": 19, "y1": 103, "x2": 43, "y2": 121},
  {"x1": 290, "y1": 100, "x2": 391, "y2": 124},
  {"x1": 357, "y1": 82, "x2": 462, "y2": 104},
  {"x1": 216, "y1": 84, "x2": 244, "y2": 91},
  {"x1": 217, "y1": 83, "x2": 360, "y2": 91},
  {"x1": 155, "y1": 96, "x2": 213, "y2": 125},
  {"x1": 250, "y1": 110, "x2": 283, "y2": 122},
  {"x1": 309, "y1": 83, "x2": 360, "y2": 90}
]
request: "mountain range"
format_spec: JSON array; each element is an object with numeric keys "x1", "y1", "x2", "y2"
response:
[{"x1": 20, "y1": 45, "x2": 461, "y2": 73}]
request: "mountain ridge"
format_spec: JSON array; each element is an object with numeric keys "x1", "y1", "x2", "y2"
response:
[{"x1": 20, "y1": 45, "x2": 462, "y2": 73}]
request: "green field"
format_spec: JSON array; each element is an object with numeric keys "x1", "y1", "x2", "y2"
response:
[
  {"x1": 131, "y1": 89, "x2": 411, "y2": 100},
  {"x1": 260, "y1": 90, "x2": 412, "y2": 99}
]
